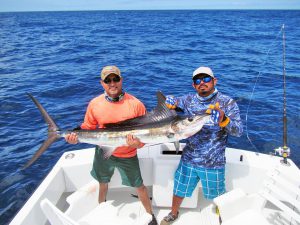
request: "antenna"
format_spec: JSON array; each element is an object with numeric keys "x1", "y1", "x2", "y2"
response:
[{"x1": 275, "y1": 24, "x2": 290, "y2": 166}]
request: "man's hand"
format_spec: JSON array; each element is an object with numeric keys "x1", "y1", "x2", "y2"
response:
[
  {"x1": 65, "y1": 132, "x2": 79, "y2": 144},
  {"x1": 126, "y1": 134, "x2": 144, "y2": 149},
  {"x1": 206, "y1": 102, "x2": 230, "y2": 127},
  {"x1": 165, "y1": 95, "x2": 177, "y2": 109},
  {"x1": 206, "y1": 102, "x2": 224, "y2": 123}
]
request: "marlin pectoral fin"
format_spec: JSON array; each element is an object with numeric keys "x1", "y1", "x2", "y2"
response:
[
  {"x1": 174, "y1": 141, "x2": 180, "y2": 154},
  {"x1": 100, "y1": 145, "x2": 116, "y2": 159}
]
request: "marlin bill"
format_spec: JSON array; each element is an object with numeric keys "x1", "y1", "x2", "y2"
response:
[{"x1": 23, "y1": 92, "x2": 210, "y2": 169}]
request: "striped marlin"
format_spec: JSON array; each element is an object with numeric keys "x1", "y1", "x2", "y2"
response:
[{"x1": 23, "y1": 92, "x2": 210, "y2": 169}]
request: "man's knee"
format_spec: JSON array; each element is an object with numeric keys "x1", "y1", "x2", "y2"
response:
[{"x1": 136, "y1": 184, "x2": 146, "y2": 192}]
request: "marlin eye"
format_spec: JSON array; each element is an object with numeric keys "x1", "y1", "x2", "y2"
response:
[{"x1": 188, "y1": 117, "x2": 193, "y2": 122}]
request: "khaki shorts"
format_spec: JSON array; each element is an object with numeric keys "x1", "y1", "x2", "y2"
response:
[{"x1": 90, "y1": 146, "x2": 143, "y2": 187}]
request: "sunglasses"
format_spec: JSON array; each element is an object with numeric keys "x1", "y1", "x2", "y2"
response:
[
  {"x1": 103, "y1": 76, "x2": 121, "y2": 84},
  {"x1": 193, "y1": 76, "x2": 212, "y2": 85}
]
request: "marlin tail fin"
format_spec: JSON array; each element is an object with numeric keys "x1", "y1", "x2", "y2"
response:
[{"x1": 22, "y1": 94, "x2": 60, "y2": 169}]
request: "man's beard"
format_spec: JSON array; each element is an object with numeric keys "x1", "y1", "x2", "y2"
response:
[{"x1": 198, "y1": 86, "x2": 214, "y2": 96}]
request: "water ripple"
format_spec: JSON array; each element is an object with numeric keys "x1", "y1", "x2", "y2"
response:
[{"x1": 0, "y1": 10, "x2": 300, "y2": 224}]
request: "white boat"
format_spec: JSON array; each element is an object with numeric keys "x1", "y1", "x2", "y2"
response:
[{"x1": 9, "y1": 143, "x2": 300, "y2": 225}]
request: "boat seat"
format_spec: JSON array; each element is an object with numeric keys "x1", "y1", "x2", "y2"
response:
[
  {"x1": 222, "y1": 209, "x2": 270, "y2": 225},
  {"x1": 65, "y1": 180, "x2": 99, "y2": 220},
  {"x1": 40, "y1": 198, "x2": 152, "y2": 225},
  {"x1": 77, "y1": 200, "x2": 134, "y2": 225},
  {"x1": 40, "y1": 198, "x2": 80, "y2": 225},
  {"x1": 214, "y1": 166, "x2": 300, "y2": 225}
]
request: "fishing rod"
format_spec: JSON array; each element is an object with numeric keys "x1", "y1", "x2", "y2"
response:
[
  {"x1": 275, "y1": 24, "x2": 290, "y2": 166},
  {"x1": 245, "y1": 24, "x2": 291, "y2": 165}
]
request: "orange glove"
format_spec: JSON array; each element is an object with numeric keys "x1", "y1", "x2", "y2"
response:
[{"x1": 165, "y1": 95, "x2": 177, "y2": 109}]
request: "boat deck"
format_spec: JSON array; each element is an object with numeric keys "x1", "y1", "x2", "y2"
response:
[
  {"x1": 104, "y1": 187, "x2": 220, "y2": 225},
  {"x1": 55, "y1": 185, "x2": 297, "y2": 225},
  {"x1": 56, "y1": 186, "x2": 220, "y2": 225}
]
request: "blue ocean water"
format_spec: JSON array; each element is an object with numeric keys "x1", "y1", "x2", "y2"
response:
[{"x1": 0, "y1": 10, "x2": 299, "y2": 224}]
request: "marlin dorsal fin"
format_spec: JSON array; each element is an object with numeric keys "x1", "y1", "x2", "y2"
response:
[
  {"x1": 150, "y1": 91, "x2": 177, "y2": 121},
  {"x1": 104, "y1": 91, "x2": 177, "y2": 128}
]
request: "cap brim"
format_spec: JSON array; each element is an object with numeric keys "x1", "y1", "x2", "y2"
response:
[
  {"x1": 192, "y1": 73, "x2": 214, "y2": 79},
  {"x1": 101, "y1": 73, "x2": 122, "y2": 80}
]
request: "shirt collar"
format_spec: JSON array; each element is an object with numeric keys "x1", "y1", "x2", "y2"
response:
[
  {"x1": 104, "y1": 90, "x2": 125, "y2": 102},
  {"x1": 196, "y1": 88, "x2": 218, "y2": 102}
]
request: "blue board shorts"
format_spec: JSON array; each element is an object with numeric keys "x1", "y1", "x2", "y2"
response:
[{"x1": 173, "y1": 161, "x2": 225, "y2": 199}]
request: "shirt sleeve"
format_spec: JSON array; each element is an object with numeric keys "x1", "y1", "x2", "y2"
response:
[
  {"x1": 224, "y1": 99, "x2": 243, "y2": 137},
  {"x1": 81, "y1": 101, "x2": 98, "y2": 130},
  {"x1": 135, "y1": 101, "x2": 147, "y2": 117},
  {"x1": 176, "y1": 95, "x2": 187, "y2": 111},
  {"x1": 176, "y1": 95, "x2": 196, "y2": 115}
]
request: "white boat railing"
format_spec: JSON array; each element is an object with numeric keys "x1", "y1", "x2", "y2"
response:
[{"x1": 213, "y1": 166, "x2": 300, "y2": 225}]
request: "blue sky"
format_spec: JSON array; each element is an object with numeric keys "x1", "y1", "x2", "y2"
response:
[{"x1": 0, "y1": 0, "x2": 299, "y2": 12}]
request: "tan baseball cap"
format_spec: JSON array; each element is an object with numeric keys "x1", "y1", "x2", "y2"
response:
[
  {"x1": 192, "y1": 66, "x2": 214, "y2": 79},
  {"x1": 101, "y1": 65, "x2": 121, "y2": 80}
]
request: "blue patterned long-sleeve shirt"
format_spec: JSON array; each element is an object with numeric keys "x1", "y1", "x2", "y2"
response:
[{"x1": 176, "y1": 90, "x2": 243, "y2": 169}]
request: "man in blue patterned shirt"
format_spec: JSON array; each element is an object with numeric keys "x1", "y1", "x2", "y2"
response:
[{"x1": 160, "y1": 66, "x2": 243, "y2": 225}]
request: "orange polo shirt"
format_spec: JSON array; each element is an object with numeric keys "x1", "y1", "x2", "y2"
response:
[{"x1": 81, "y1": 93, "x2": 146, "y2": 158}]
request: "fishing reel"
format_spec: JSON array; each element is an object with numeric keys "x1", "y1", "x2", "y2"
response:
[{"x1": 274, "y1": 146, "x2": 291, "y2": 166}]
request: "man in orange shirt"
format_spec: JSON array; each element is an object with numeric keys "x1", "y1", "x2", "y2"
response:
[{"x1": 65, "y1": 65, "x2": 157, "y2": 225}]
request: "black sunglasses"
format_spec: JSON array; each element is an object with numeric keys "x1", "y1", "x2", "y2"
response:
[
  {"x1": 103, "y1": 76, "x2": 121, "y2": 84},
  {"x1": 193, "y1": 76, "x2": 212, "y2": 85}
]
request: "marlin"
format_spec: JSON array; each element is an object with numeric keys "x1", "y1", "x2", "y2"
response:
[{"x1": 23, "y1": 92, "x2": 210, "y2": 169}]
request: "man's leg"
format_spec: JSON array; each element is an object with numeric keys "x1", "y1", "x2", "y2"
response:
[
  {"x1": 197, "y1": 167, "x2": 225, "y2": 200},
  {"x1": 159, "y1": 195, "x2": 181, "y2": 225},
  {"x1": 136, "y1": 184, "x2": 153, "y2": 214},
  {"x1": 116, "y1": 155, "x2": 151, "y2": 213},
  {"x1": 170, "y1": 195, "x2": 184, "y2": 215},
  {"x1": 136, "y1": 185, "x2": 158, "y2": 225},
  {"x1": 116, "y1": 156, "x2": 157, "y2": 224},
  {"x1": 91, "y1": 147, "x2": 115, "y2": 204},
  {"x1": 161, "y1": 161, "x2": 198, "y2": 224},
  {"x1": 98, "y1": 182, "x2": 108, "y2": 203}
]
